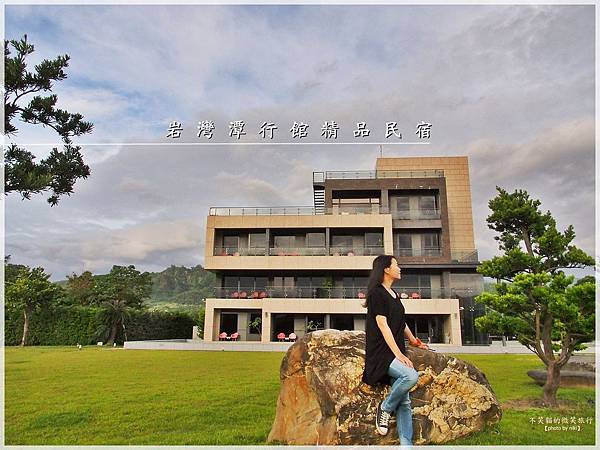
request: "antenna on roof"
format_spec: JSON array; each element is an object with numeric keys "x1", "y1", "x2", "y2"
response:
[{"x1": 379, "y1": 144, "x2": 383, "y2": 158}]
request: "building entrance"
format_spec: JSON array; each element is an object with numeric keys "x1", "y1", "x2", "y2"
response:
[{"x1": 405, "y1": 315, "x2": 444, "y2": 343}]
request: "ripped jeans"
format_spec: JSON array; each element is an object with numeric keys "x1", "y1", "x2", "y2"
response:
[{"x1": 381, "y1": 358, "x2": 419, "y2": 446}]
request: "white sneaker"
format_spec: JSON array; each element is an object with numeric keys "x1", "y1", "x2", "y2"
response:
[{"x1": 376, "y1": 400, "x2": 392, "y2": 435}]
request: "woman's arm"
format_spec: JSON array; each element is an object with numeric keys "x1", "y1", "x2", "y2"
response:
[
  {"x1": 404, "y1": 324, "x2": 430, "y2": 349},
  {"x1": 376, "y1": 315, "x2": 413, "y2": 368}
]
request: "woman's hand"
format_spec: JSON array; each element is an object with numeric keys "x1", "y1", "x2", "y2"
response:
[{"x1": 396, "y1": 353, "x2": 414, "y2": 368}]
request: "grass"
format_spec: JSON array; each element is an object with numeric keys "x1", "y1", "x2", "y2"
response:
[{"x1": 4, "y1": 347, "x2": 595, "y2": 445}]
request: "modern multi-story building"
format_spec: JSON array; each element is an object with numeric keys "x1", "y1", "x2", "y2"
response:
[{"x1": 202, "y1": 156, "x2": 488, "y2": 345}]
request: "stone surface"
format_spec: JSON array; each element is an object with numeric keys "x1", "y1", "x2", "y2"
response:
[
  {"x1": 267, "y1": 329, "x2": 502, "y2": 445},
  {"x1": 527, "y1": 369, "x2": 595, "y2": 388}
]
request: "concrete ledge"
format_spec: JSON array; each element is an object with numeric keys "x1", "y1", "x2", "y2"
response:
[
  {"x1": 124, "y1": 339, "x2": 596, "y2": 354},
  {"x1": 124, "y1": 339, "x2": 293, "y2": 352}
]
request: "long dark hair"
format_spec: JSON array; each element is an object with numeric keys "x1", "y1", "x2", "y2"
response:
[{"x1": 363, "y1": 254, "x2": 396, "y2": 308}]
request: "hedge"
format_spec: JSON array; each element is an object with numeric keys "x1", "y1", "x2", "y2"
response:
[{"x1": 5, "y1": 306, "x2": 197, "y2": 346}]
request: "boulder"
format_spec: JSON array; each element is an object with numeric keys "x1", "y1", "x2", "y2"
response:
[{"x1": 268, "y1": 329, "x2": 502, "y2": 445}]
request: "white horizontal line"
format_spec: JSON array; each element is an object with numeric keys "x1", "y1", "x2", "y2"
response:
[{"x1": 4, "y1": 141, "x2": 431, "y2": 146}]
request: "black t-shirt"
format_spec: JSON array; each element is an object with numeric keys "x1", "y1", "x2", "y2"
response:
[{"x1": 362, "y1": 284, "x2": 407, "y2": 386}]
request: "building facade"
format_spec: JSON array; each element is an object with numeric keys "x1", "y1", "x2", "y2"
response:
[{"x1": 202, "y1": 156, "x2": 488, "y2": 345}]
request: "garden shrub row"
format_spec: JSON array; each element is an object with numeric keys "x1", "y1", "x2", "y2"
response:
[{"x1": 5, "y1": 306, "x2": 197, "y2": 346}]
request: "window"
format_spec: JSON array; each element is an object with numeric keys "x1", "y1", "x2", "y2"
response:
[
  {"x1": 391, "y1": 196, "x2": 410, "y2": 211},
  {"x1": 274, "y1": 235, "x2": 295, "y2": 248},
  {"x1": 306, "y1": 232, "x2": 325, "y2": 247},
  {"x1": 395, "y1": 234, "x2": 412, "y2": 255},
  {"x1": 223, "y1": 235, "x2": 239, "y2": 250},
  {"x1": 422, "y1": 233, "x2": 440, "y2": 248},
  {"x1": 331, "y1": 235, "x2": 353, "y2": 247},
  {"x1": 365, "y1": 232, "x2": 383, "y2": 247},
  {"x1": 249, "y1": 313, "x2": 262, "y2": 335},
  {"x1": 248, "y1": 233, "x2": 266, "y2": 248},
  {"x1": 419, "y1": 195, "x2": 438, "y2": 211}
]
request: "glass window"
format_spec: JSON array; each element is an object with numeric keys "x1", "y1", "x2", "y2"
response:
[
  {"x1": 365, "y1": 232, "x2": 383, "y2": 247},
  {"x1": 391, "y1": 196, "x2": 410, "y2": 211},
  {"x1": 422, "y1": 233, "x2": 440, "y2": 248},
  {"x1": 419, "y1": 196, "x2": 437, "y2": 211},
  {"x1": 332, "y1": 235, "x2": 353, "y2": 247},
  {"x1": 395, "y1": 234, "x2": 412, "y2": 249},
  {"x1": 274, "y1": 235, "x2": 295, "y2": 248},
  {"x1": 239, "y1": 277, "x2": 254, "y2": 291},
  {"x1": 223, "y1": 235, "x2": 239, "y2": 249},
  {"x1": 249, "y1": 313, "x2": 261, "y2": 335},
  {"x1": 306, "y1": 232, "x2": 325, "y2": 247},
  {"x1": 248, "y1": 233, "x2": 266, "y2": 248},
  {"x1": 224, "y1": 276, "x2": 238, "y2": 288},
  {"x1": 255, "y1": 277, "x2": 268, "y2": 290}
]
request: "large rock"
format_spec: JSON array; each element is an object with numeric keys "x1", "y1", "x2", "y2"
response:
[
  {"x1": 527, "y1": 355, "x2": 596, "y2": 388},
  {"x1": 268, "y1": 329, "x2": 502, "y2": 445}
]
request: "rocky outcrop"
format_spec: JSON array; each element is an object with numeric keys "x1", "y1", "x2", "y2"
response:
[
  {"x1": 268, "y1": 329, "x2": 502, "y2": 445},
  {"x1": 527, "y1": 355, "x2": 596, "y2": 388}
]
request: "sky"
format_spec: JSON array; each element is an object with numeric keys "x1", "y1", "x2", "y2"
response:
[{"x1": 4, "y1": 4, "x2": 596, "y2": 280}]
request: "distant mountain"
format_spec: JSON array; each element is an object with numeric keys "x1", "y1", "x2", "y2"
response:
[
  {"x1": 149, "y1": 265, "x2": 216, "y2": 304},
  {"x1": 55, "y1": 265, "x2": 216, "y2": 305}
]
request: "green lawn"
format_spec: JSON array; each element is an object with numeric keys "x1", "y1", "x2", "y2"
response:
[{"x1": 4, "y1": 347, "x2": 595, "y2": 445}]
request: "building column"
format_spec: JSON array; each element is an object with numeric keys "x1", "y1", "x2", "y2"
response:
[
  {"x1": 203, "y1": 305, "x2": 215, "y2": 342},
  {"x1": 325, "y1": 228, "x2": 330, "y2": 256},
  {"x1": 442, "y1": 271, "x2": 451, "y2": 298},
  {"x1": 324, "y1": 314, "x2": 331, "y2": 329},
  {"x1": 381, "y1": 188, "x2": 389, "y2": 212},
  {"x1": 265, "y1": 228, "x2": 270, "y2": 256},
  {"x1": 261, "y1": 310, "x2": 271, "y2": 343}
]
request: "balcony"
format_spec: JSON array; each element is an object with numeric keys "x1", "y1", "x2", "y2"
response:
[
  {"x1": 451, "y1": 249, "x2": 479, "y2": 263},
  {"x1": 209, "y1": 206, "x2": 391, "y2": 216},
  {"x1": 396, "y1": 247, "x2": 442, "y2": 257},
  {"x1": 313, "y1": 169, "x2": 444, "y2": 182},
  {"x1": 213, "y1": 246, "x2": 267, "y2": 256},
  {"x1": 328, "y1": 246, "x2": 384, "y2": 256},
  {"x1": 214, "y1": 246, "x2": 385, "y2": 257},
  {"x1": 213, "y1": 286, "x2": 456, "y2": 299},
  {"x1": 391, "y1": 208, "x2": 441, "y2": 220}
]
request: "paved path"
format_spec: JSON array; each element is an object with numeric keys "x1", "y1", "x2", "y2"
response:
[{"x1": 124, "y1": 339, "x2": 596, "y2": 355}]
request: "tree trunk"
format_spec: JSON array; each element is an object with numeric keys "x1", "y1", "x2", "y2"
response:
[
  {"x1": 20, "y1": 308, "x2": 30, "y2": 346},
  {"x1": 106, "y1": 322, "x2": 118, "y2": 346},
  {"x1": 542, "y1": 362, "x2": 561, "y2": 407}
]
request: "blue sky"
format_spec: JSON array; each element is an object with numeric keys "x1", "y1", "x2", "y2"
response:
[{"x1": 4, "y1": 4, "x2": 595, "y2": 279}]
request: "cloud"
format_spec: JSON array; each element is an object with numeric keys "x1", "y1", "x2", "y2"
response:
[{"x1": 4, "y1": 4, "x2": 595, "y2": 278}]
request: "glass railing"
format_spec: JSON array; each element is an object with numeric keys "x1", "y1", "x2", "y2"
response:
[
  {"x1": 209, "y1": 206, "x2": 391, "y2": 216},
  {"x1": 451, "y1": 249, "x2": 479, "y2": 263},
  {"x1": 314, "y1": 170, "x2": 444, "y2": 181},
  {"x1": 213, "y1": 286, "x2": 460, "y2": 299},
  {"x1": 213, "y1": 247, "x2": 267, "y2": 256},
  {"x1": 214, "y1": 246, "x2": 385, "y2": 256},
  {"x1": 213, "y1": 286, "x2": 368, "y2": 299},
  {"x1": 268, "y1": 247, "x2": 328, "y2": 256},
  {"x1": 395, "y1": 248, "x2": 442, "y2": 257},
  {"x1": 329, "y1": 246, "x2": 384, "y2": 256},
  {"x1": 391, "y1": 209, "x2": 441, "y2": 220}
]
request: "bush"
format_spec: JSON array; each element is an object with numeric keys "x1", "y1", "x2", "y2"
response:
[{"x1": 5, "y1": 306, "x2": 197, "y2": 345}]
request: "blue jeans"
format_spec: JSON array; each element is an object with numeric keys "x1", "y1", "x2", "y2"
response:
[{"x1": 381, "y1": 358, "x2": 419, "y2": 446}]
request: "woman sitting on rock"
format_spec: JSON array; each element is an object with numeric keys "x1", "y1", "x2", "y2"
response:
[{"x1": 362, "y1": 254, "x2": 430, "y2": 446}]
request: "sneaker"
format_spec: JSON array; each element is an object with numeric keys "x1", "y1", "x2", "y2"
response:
[{"x1": 375, "y1": 400, "x2": 392, "y2": 436}]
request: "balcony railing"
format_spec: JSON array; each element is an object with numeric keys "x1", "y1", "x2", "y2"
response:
[
  {"x1": 314, "y1": 169, "x2": 444, "y2": 181},
  {"x1": 213, "y1": 247, "x2": 267, "y2": 256},
  {"x1": 213, "y1": 286, "x2": 457, "y2": 299},
  {"x1": 391, "y1": 208, "x2": 441, "y2": 220},
  {"x1": 451, "y1": 249, "x2": 479, "y2": 263},
  {"x1": 329, "y1": 246, "x2": 384, "y2": 256},
  {"x1": 214, "y1": 246, "x2": 385, "y2": 256},
  {"x1": 209, "y1": 206, "x2": 391, "y2": 216},
  {"x1": 269, "y1": 247, "x2": 328, "y2": 256},
  {"x1": 396, "y1": 247, "x2": 442, "y2": 257}
]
